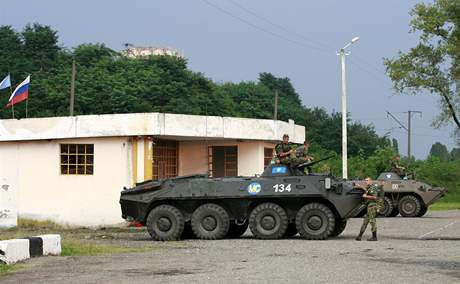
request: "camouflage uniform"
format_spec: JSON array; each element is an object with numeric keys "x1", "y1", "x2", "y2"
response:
[
  {"x1": 356, "y1": 184, "x2": 383, "y2": 241},
  {"x1": 295, "y1": 146, "x2": 311, "y2": 162},
  {"x1": 275, "y1": 142, "x2": 302, "y2": 166},
  {"x1": 296, "y1": 145, "x2": 312, "y2": 173},
  {"x1": 391, "y1": 160, "x2": 406, "y2": 178}
]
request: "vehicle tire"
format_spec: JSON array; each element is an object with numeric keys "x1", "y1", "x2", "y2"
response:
[
  {"x1": 283, "y1": 223, "x2": 298, "y2": 238},
  {"x1": 146, "y1": 204, "x2": 185, "y2": 241},
  {"x1": 181, "y1": 222, "x2": 196, "y2": 239},
  {"x1": 227, "y1": 221, "x2": 249, "y2": 238},
  {"x1": 388, "y1": 207, "x2": 399, "y2": 217},
  {"x1": 416, "y1": 205, "x2": 428, "y2": 217},
  {"x1": 330, "y1": 218, "x2": 347, "y2": 237},
  {"x1": 249, "y1": 203, "x2": 288, "y2": 239},
  {"x1": 398, "y1": 195, "x2": 422, "y2": 217},
  {"x1": 295, "y1": 203, "x2": 335, "y2": 240},
  {"x1": 379, "y1": 196, "x2": 394, "y2": 217},
  {"x1": 191, "y1": 203, "x2": 230, "y2": 240}
]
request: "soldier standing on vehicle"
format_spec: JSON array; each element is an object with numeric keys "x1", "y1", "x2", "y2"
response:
[
  {"x1": 355, "y1": 177, "x2": 383, "y2": 241},
  {"x1": 391, "y1": 155, "x2": 406, "y2": 178},
  {"x1": 275, "y1": 134, "x2": 296, "y2": 166}
]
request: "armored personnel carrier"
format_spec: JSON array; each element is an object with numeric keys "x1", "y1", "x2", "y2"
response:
[
  {"x1": 120, "y1": 158, "x2": 363, "y2": 241},
  {"x1": 352, "y1": 172, "x2": 446, "y2": 218}
]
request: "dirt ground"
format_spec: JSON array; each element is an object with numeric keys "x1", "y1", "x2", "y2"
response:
[{"x1": 1, "y1": 210, "x2": 459, "y2": 284}]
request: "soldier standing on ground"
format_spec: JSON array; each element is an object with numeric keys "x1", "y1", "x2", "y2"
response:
[
  {"x1": 355, "y1": 177, "x2": 383, "y2": 241},
  {"x1": 391, "y1": 154, "x2": 406, "y2": 178}
]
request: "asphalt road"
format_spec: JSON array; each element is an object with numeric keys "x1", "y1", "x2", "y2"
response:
[{"x1": 2, "y1": 210, "x2": 459, "y2": 284}]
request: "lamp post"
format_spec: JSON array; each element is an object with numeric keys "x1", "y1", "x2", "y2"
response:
[{"x1": 337, "y1": 36, "x2": 359, "y2": 180}]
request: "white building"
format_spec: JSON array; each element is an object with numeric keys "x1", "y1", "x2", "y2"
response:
[
  {"x1": 0, "y1": 113, "x2": 305, "y2": 227},
  {"x1": 121, "y1": 46, "x2": 183, "y2": 58}
]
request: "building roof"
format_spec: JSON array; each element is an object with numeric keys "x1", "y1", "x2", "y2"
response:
[{"x1": 0, "y1": 113, "x2": 305, "y2": 143}]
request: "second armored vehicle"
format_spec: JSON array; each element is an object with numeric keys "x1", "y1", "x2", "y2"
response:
[
  {"x1": 120, "y1": 159, "x2": 363, "y2": 241},
  {"x1": 352, "y1": 172, "x2": 446, "y2": 217}
]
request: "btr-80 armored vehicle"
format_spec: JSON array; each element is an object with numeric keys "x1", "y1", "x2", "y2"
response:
[
  {"x1": 120, "y1": 158, "x2": 363, "y2": 241},
  {"x1": 352, "y1": 172, "x2": 447, "y2": 218}
]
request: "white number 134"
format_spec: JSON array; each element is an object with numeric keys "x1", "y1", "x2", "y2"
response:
[{"x1": 273, "y1": 184, "x2": 292, "y2": 192}]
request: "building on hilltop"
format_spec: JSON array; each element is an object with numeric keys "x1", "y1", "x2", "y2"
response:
[
  {"x1": 121, "y1": 44, "x2": 183, "y2": 59},
  {"x1": 0, "y1": 113, "x2": 305, "y2": 227}
]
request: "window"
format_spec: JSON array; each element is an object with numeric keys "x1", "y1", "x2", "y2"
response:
[
  {"x1": 152, "y1": 140, "x2": 178, "y2": 180},
  {"x1": 264, "y1": 148, "x2": 274, "y2": 167},
  {"x1": 60, "y1": 144, "x2": 94, "y2": 175},
  {"x1": 208, "y1": 146, "x2": 238, "y2": 177}
]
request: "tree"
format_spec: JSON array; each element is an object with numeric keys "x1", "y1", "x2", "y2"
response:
[
  {"x1": 22, "y1": 23, "x2": 60, "y2": 72},
  {"x1": 384, "y1": 0, "x2": 460, "y2": 139},
  {"x1": 450, "y1": 147, "x2": 460, "y2": 160},
  {"x1": 429, "y1": 142, "x2": 450, "y2": 161}
]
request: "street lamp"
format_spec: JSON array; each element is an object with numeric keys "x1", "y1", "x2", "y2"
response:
[{"x1": 337, "y1": 36, "x2": 359, "y2": 180}]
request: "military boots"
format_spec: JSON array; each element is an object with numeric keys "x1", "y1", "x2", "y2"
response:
[{"x1": 367, "y1": 231, "x2": 377, "y2": 241}]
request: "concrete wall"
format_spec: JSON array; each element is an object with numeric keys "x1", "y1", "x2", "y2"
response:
[
  {"x1": 0, "y1": 137, "x2": 132, "y2": 226},
  {"x1": 0, "y1": 113, "x2": 305, "y2": 144}
]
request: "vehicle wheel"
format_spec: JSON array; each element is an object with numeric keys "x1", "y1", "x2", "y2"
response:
[
  {"x1": 379, "y1": 196, "x2": 394, "y2": 217},
  {"x1": 249, "y1": 203, "x2": 288, "y2": 239},
  {"x1": 191, "y1": 203, "x2": 230, "y2": 240},
  {"x1": 295, "y1": 203, "x2": 335, "y2": 240},
  {"x1": 388, "y1": 207, "x2": 399, "y2": 217},
  {"x1": 330, "y1": 219, "x2": 347, "y2": 237},
  {"x1": 146, "y1": 204, "x2": 185, "y2": 241},
  {"x1": 398, "y1": 195, "x2": 422, "y2": 217},
  {"x1": 283, "y1": 223, "x2": 298, "y2": 238},
  {"x1": 416, "y1": 205, "x2": 428, "y2": 217},
  {"x1": 227, "y1": 221, "x2": 249, "y2": 238},
  {"x1": 181, "y1": 222, "x2": 196, "y2": 239}
]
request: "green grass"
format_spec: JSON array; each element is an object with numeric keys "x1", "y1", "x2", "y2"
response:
[
  {"x1": 61, "y1": 239, "x2": 155, "y2": 256},
  {"x1": 0, "y1": 218, "x2": 162, "y2": 278},
  {"x1": 0, "y1": 263, "x2": 21, "y2": 276},
  {"x1": 430, "y1": 202, "x2": 460, "y2": 211}
]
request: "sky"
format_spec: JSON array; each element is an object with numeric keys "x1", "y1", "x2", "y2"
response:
[{"x1": 0, "y1": 0, "x2": 457, "y2": 159}]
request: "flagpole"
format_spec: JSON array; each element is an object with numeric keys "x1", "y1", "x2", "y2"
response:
[
  {"x1": 9, "y1": 84, "x2": 14, "y2": 119},
  {"x1": 26, "y1": 98, "x2": 28, "y2": 118}
]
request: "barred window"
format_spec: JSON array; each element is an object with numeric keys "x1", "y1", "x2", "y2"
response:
[
  {"x1": 264, "y1": 148, "x2": 274, "y2": 167},
  {"x1": 60, "y1": 144, "x2": 94, "y2": 175}
]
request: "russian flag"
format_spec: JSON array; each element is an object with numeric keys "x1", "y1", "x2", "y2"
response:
[{"x1": 6, "y1": 75, "x2": 30, "y2": 108}]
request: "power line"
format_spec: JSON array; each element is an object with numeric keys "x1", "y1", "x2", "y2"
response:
[
  {"x1": 202, "y1": 0, "x2": 396, "y2": 91},
  {"x1": 200, "y1": 0, "x2": 331, "y2": 54},
  {"x1": 226, "y1": 0, "x2": 335, "y2": 52}
]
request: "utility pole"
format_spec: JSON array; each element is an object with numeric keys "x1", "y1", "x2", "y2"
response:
[
  {"x1": 386, "y1": 110, "x2": 421, "y2": 161},
  {"x1": 274, "y1": 91, "x2": 278, "y2": 120},
  {"x1": 339, "y1": 48, "x2": 348, "y2": 179},
  {"x1": 407, "y1": 110, "x2": 422, "y2": 161},
  {"x1": 69, "y1": 59, "x2": 76, "y2": 116},
  {"x1": 337, "y1": 37, "x2": 359, "y2": 180}
]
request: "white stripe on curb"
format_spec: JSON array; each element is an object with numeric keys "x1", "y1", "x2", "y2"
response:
[
  {"x1": 36, "y1": 234, "x2": 61, "y2": 256},
  {"x1": 0, "y1": 239, "x2": 30, "y2": 265},
  {"x1": 0, "y1": 234, "x2": 61, "y2": 265}
]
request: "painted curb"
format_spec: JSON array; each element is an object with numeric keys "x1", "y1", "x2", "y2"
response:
[{"x1": 0, "y1": 234, "x2": 61, "y2": 264}]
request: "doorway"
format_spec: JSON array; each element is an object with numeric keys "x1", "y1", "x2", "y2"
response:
[{"x1": 208, "y1": 146, "x2": 238, "y2": 177}]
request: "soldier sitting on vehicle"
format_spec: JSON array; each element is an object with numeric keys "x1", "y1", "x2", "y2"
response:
[
  {"x1": 391, "y1": 155, "x2": 406, "y2": 178},
  {"x1": 296, "y1": 140, "x2": 314, "y2": 174},
  {"x1": 275, "y1": 134, "x2": 302, "y2": 167}
]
